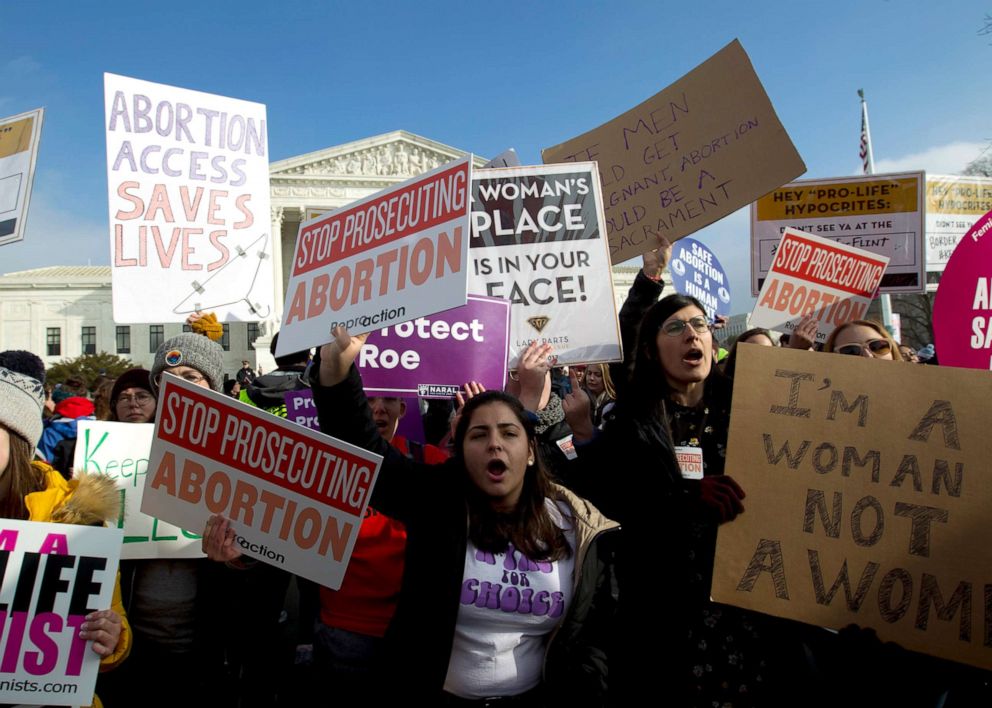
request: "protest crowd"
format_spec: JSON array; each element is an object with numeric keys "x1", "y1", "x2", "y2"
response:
[
  {"x1": 1, "y1": 39, "x2": 991, "y2": 708},
  {"x1": 1, "y1": 228, "x2": 987, "y2": 706}
]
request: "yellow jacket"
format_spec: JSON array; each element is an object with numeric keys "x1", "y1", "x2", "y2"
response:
[{"x1": 25, "y1": 463, "x2": 132, "y2": 706}]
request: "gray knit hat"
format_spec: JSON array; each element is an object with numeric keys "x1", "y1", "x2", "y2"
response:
[
  {"x1": 151, "y1": 333, "x2": 224, "y2": 393},
  {"x1": 0, "y1": 366, "x2": 46, "y2": 448}
]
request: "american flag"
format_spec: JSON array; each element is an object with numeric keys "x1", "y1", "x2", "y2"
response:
[{"x1": 858, "y1": 89, "x2": 874, "y2": 175}]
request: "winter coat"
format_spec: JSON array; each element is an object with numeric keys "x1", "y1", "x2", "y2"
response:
[
  {"x1": 312, "y1": 365, "x2": 619, "y2": 704},
  {"x1": 25, "y1": 463, "x2": 132, "y2": 708}
]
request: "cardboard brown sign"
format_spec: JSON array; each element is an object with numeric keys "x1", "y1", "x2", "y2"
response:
[
  {"x1": 542, "y1": 40, "x2": 805, "y2": 263},
  {"x1": 712, "y1": 345, "x2": 992, "y2": 669}
]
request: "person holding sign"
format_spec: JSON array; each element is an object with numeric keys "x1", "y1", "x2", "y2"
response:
[
  {"x1": 564, "y1": 260, "x2": 805, "y2": 703},
  {"x1": 0, "y1": 355, "x2": 130, "y2": 705},
  {"x1": 295, "y1": 327, "x2": 618, "y2": 704}
]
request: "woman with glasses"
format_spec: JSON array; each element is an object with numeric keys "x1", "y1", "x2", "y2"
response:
[
  {"x1": 100, "y1": 332, "x2": 230, "y2": 708},
  {"x1": 109, "y1": 369, "x2": 157, "y2": 423},
  {"x1": 564, "y1": 274, "x2": 804, "y2": 704},
  {"x1": 823, "y1": 320, "x2": 904, "y2": 360}
]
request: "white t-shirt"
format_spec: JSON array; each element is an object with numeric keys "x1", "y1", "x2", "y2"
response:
[{"x1": 443, "y1": 500, "x2": 576, "y2": 698}]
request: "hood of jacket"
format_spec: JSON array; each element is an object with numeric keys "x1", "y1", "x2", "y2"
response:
[
  {"x1": 244, "y1": 369, "x2": 308, "y2": 409},
  {"x1": 53, "y1": 396, "x2": 95, "y2": 419},
  {"x1": 26, "y1": 463, "x2": 119, "y2": 526}
]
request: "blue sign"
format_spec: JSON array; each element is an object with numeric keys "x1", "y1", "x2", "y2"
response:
[{"x1": 668, "y1": 238, "x2": 731, "y2": 319}]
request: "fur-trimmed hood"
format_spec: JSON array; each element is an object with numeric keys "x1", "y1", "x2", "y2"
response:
[{"x1": 26, "y1": 462, "x2": 120, "y2": 526}]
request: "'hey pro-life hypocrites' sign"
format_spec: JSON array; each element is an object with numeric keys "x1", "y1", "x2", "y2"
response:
[
  {"x1": 276, "y1": 157, "x2": 472, "y2": 356},
  {"x1": 141, "y1": 375, "x2": 382, "y2": 589}
]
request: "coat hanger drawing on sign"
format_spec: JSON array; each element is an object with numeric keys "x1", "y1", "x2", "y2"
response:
[{"x1": 172, "y1": 232, "x2": 272, "y2": 318}]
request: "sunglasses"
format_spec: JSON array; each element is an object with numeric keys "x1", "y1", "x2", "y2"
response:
[
  {"x1": 836, "y1": 339, "x2": 892, "y2": 357},
  {"x1": 660, "y1": 316, "x2": 710, "y2": 337}
]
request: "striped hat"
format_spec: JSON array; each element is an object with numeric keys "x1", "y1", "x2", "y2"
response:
[{"x1": 0, "y1": 366, "x2": 46, "y2": 447}]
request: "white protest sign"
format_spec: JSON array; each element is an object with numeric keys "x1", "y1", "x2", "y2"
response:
[
  {"x1": 104, "y1": 73, "x2": 273, "y2": 323},
  {"x1": 925, "y1": 174, "x2": 992, "y2": 289},
  {"x1": 750, "y1": 227, "x2": 889, "y2": 343},
  {"x1": 469, "y1": 163, "x2": 621, "y2": 367},
  {"x1": 751, "y1": 171, "x2": 924, "y2": 295},
  {"x1": 0, "y1": 519, "x2": 122, "y2": 706},
  {"x1": 141, "y1": 375, "x2": 382, "y2": 589},
  {"x1": 74, "y1": 421, "x2": 202, "y2": 559},
  {"x1": 277, "y1": 157, "x2": 472, "y2": 355},
  {"x1": 0, "y1": 107, "x2": 44, "y2": 247}
]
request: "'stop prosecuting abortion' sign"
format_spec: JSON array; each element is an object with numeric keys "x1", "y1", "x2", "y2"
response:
[
  {"x1": 141, "y1": 375, "x2": 382, "y2": 589},
  {"x1": 276, "y1": 157, "x2": 472, "y2": 355}
]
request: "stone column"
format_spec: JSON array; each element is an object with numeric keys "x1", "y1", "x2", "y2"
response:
[{"x1": 270, "y1": 206, "x2": 285, "y2": 320}]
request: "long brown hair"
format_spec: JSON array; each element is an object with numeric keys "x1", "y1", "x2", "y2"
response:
[
  {"x1": 1, "y1": 433, "x2": 46, "y2": 520},
  {"x1": 454, "y1": 391, "x2": 571, "y2": 562}
]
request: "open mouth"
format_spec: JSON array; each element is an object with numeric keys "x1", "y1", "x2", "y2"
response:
[
  {"x1": 683, "y1": 348, "x2": 704, "y2": 364},
  {"x1": 486, "y1": 459, "x2": 508, "y2": 480}
]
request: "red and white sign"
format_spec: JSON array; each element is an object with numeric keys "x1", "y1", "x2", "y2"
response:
[
  {"x1": 141, "y1": 375, "x2": 382, "y2": 589},
  {"x1": 276, "y1": 157, "x2": 472, "y2": 355},
  {"x1": 750, "y1": 227, "x2": 889, "y2": 343}
]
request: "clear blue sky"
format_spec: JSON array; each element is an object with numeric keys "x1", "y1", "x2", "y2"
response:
[{"x1": 1, "y1": 0, "x2": 988, "y2": 313}]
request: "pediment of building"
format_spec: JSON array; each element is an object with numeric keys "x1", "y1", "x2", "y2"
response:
[{"x1": 269, "y1": 130, "x2": 487, "y2": 182}]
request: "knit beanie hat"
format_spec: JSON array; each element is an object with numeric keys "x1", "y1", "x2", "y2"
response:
[
  {"x1": 110, "y1": 368, "x2": 155, "y2": 406},
  {"x1": 0, "y1": 366, "x2": 46, "y2": 448},
  {"x1": 151, "y1": 333, "x2": 224, "y2": 393}
]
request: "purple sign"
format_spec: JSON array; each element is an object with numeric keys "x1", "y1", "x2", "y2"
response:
[
  {"x1": 284, "y1": 389, "x2": 424, "y2": 442},
  {"x1": 284, "y1": 389, "x2": 319, "y2": 429},
  {"x1": 358, "y1": 295, "x2": 510, "y2": 398}
]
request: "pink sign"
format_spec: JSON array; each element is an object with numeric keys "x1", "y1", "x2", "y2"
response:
[{"x1": 933, "y1": 208, "x2": 992, "y2": 370}]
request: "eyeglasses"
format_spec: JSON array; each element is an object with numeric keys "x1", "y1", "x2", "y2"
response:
[
  {"x1": 836, "y1": 339, "x2": 892, "y2": 357},
  {"x1": 659, "y1": 316, "x2": 710, "y2": 337},
  {"x1": 116, "y1": 392, "x2": 155, "y2": 406}
]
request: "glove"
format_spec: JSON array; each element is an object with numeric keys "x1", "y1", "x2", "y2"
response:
[{"x1": 693, "y1": 475, "x2": 745, "y2": 523}]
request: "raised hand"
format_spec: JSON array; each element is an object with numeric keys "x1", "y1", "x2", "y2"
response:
[
  {"x1": 514, "y1": 342, "x2": 554, "y2": 411},
  {"x1": 318, "y1": 325, "x2": 370, "y2": 386},
  {"x1": 562, "y1": 368, "x2": 594, "y2": 442},
  {"x1": 642, "y1": 232, "x2": 673, "y2": 280}
]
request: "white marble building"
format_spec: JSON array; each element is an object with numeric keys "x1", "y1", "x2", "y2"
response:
[{"x1": 0, "y1": 265, "x2": 261, "y2": 375}]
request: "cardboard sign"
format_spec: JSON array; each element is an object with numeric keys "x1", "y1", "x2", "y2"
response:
[
  {"x1": 74, "y1": 421, "x2": 202, "y2": 559},
  {"x1": 925, "y1": 175, "x2": 992, "y2": 289},
  {"x1": 668, "y1": 237, "x2": 731, "y2": 319},
  {"x1": 469, "y1": 163, "x2": 621, "y2": 367},
  {"x1": 104, "y1": 73, "x2": 273, "y2": 323},
  {"x1": 542, "y1": 40, "x2": 805, "y2": 263},
  {"x1": 141, "y1": 375, "x2": 382, "y2": 589},
  {"x1": 750, "y1": 228, "x2": 888, "y2": 344},
  {"x1": 359, "y1": 295, "x2": 509, "y2": 398},
  {"x1": 483, "y1": 148, "x2": 521, "y2": 169},
  {"x1": 0, "y1": 519, "x2": 123, "y2": 706},
  {"x1": 712, "y1": 346, "x2": 992, "y2": 670},
  {"x1": 0, "y1": 107, "x2": 44, "y2": 247},
  {"x1": 277, "y1": 157, "x2": 472, "y2": 354},
  {"x1": 751, "y1": 171, "x2": 924, "y2": 295},
  {"x1": 933, "y1": 208, "x2": 992, "y2": 370}
]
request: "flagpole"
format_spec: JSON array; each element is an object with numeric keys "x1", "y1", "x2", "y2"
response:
[{"x1": 859, "y1": 89, "x2": 893, "y2": 332}]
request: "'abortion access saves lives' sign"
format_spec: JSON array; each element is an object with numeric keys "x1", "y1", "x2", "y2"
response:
[
  {"x1": 141, "y1": 375, "x2": 382, "y2": 589},
  {"x1": 277, "y1": 157, "x2": 472, "y2": 355},
  {"x1": 0, "y1": 519, "x2": 123, "y2": 706},
  {"x1": 104, "y1": 73, "x2": 273, "y2": 323},
  {"x1": 74, "y1": 421, "x2": 202, "y2": 559},
  {"x1": 469, "y1": 163, "x2": 621, "y2": 367}
]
